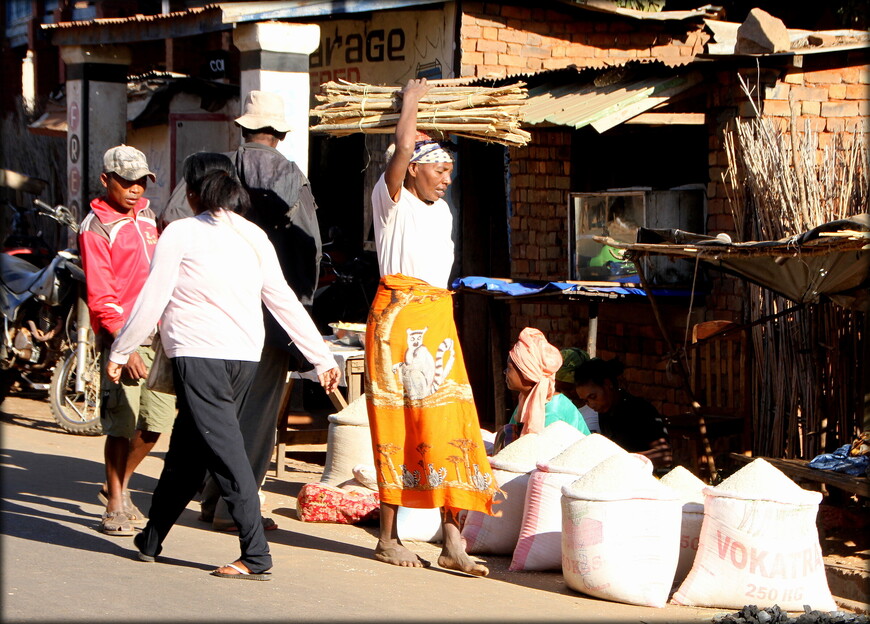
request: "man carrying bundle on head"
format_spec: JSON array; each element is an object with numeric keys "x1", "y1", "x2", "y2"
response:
[{"x1": 365, "y1": 78, "x2": 500, "y2": 576}]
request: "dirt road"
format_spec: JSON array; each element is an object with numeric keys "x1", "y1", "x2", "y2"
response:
[{"x1": 0, "y1": 392, "x2": 729, "y2": 623}]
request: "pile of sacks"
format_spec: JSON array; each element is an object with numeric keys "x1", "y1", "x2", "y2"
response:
[{"x1": 459, "y1": 423, "x2": 838, "y2": 611}]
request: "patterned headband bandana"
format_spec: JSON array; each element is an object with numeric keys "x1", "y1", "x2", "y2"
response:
[{"x1": 410, "y1": 140, "x2": 454, "y2": 164}]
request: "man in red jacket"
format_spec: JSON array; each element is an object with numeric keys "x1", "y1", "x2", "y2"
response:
[{"x1": 79, "y1": 145, "x2": 176, "y2": 536}]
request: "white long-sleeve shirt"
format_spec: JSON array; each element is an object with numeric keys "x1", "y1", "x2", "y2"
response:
[{"x1": 109, "y1": 209, "x2": 335, "y2": 375}]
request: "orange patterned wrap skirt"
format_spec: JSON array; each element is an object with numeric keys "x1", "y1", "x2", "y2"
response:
[{"x1": 365, "y1": 274, "x2": 499, "y2": 515}]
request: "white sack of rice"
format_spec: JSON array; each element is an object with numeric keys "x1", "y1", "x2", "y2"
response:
[
  {"x1": 660, "y1": 466, "x2": 707, "y2": 587},
  {"x1": 560, "y1": 453, "x2": 681, "y2": 608},
  {"x1": 509, "y1": 467, "x2": 578, "y2": 571},
  {"x1": 672, "y1": 459, "x2": 836, "y2": 611},
  {"x1": 539, "y1": 432, "x2": 626, "y2": 475},
  {"x1": 489, "y1": 432, "x2": 541, "y2": 473},
  {"x1": 327, "y1": 394, "x2": 369, "y2": 426},
  {"x1": 480, "y1": 428, "x2": 496, "y2": 456},
  {"x1": 508, "y1": 427, "x2": 612, "y2": 572},
  {"x1": 320, "y1": 396, "x2": 375, "y2": 486},
  {"x1": 463, "y1": 422, "x2": 583, "y2": 554},
  {"x1": 461, "y1": 464, "x2": 531, "y2": 554}
]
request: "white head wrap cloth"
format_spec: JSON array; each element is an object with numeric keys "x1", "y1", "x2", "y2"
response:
[
  {"x1": 411, "y1": 140, "x2": 453, "y2": 164},
  {"x1": 509, "y1": 327, "x2": 563, "y2": 435}
]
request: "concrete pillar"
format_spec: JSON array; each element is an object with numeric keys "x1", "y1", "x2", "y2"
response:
[
  {"x1": 234, "y1": 22, "x2": 320, "y2": 175},
  {"x1": 59, "y1": 45, "x2": 130, "y2": 222}
]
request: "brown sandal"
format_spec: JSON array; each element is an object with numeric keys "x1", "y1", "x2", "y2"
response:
[{"x1": 100, "y1": 510, "x2": 136, "y2": 536}]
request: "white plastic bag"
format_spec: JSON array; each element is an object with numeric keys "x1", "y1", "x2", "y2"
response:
[{"x1": 397, "y1": 506, "x2": 443, "y2": 542}]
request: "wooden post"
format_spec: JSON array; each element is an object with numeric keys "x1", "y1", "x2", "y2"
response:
[{"x1": 587, "y1": 301, "x2": 599, "y2": 358}]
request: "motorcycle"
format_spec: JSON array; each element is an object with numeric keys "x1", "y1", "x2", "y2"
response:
[{"x1": 0, "y1": 199, "x2": 102, "y2": 435}]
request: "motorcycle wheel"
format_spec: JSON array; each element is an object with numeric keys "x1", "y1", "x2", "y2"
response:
[{"x1": 49, "y1": 348, "x2": 102, "y2": 435}]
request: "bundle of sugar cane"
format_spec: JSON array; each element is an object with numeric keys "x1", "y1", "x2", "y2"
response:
[{"x1": 310, "y1": 79, "x2": 531, "y2": 147}]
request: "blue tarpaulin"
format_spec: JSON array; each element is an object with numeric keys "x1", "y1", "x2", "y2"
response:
[{"x1": 451, "y1": 275, "x2": 688, "y2": 298}]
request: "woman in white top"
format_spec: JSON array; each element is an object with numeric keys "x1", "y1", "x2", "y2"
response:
[{"x1": 107, "y1": 154, "x2": 339, "y2": 580}]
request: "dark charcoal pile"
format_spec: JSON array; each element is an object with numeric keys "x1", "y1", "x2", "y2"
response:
[{"x1": 713, "y1": 605, "x2": 869, "y2": 624}]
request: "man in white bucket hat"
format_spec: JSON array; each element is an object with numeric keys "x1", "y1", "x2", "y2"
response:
[
  {"x1": 160, "y1": 90, "x2": 323, "y2": 534},
  {"x1": 233, "y1": 91, "x2": 293, "y2": 133}
]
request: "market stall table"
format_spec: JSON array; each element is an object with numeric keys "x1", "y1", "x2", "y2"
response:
[
  {"x1": 274, "y1": 336, "x2": 365, "y2": 478},
  {"x1": 453, "y1": 275, "x2": 695, "y2": 428}
]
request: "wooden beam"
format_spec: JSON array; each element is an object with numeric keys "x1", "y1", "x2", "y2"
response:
[{"x1": 623, "y1": 112, "x2": 706, "y2": 125}]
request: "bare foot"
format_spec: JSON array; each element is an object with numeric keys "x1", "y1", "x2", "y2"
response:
[
  {"x1": 438, "y1": 549, "x2": 489, "y2": 577},
  {"x1": 374, "y1": 540, "x2": 430, "y2": 568}
]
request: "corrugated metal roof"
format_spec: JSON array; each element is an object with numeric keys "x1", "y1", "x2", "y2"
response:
[
  {"x1": 522, "y1": 71, "x2": 701, "y2": 132},
  {"x1": 42, "y1": 0, "x2": 443, "y2": 30},
  {"x1": 41, "y1": 0, "x2": 446, "y2": 44},
  {"x1": 562, "y1": 1, "x2": 724, "y2": 21},
  {"x1": 41, "y1": 4, "x2": 217, "y2": 30}
]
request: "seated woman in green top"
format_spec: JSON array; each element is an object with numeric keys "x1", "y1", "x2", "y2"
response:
[{"x1": 497, "y1": 328, "x2": 590, "y2": 451}]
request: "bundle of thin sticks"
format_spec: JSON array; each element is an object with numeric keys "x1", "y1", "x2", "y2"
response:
[
  {"x1": 722, "y1": 73, "x2": 868, "y2": 461},
  {"x1": 310, "y1": 79, "x2": 531, "y2": 147}
]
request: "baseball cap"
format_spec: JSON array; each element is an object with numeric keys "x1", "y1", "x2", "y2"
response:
[
  {"x1": 555, "y1": 347, "x2": 591, "y2": 384},
  {"x1": 103, "y1": 145, "x2": 156, "y2": 182}
]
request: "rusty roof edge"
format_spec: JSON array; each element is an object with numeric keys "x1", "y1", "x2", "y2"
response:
[
  {"x1": 216, "y1": 0, "x2": 447, "y2": 23},
  {"x1": 41, "y1": 5, "x2": 219, "y2": 30},
  {"x1": 559, "y1": 0, "x2": 724, "y2": 21}
]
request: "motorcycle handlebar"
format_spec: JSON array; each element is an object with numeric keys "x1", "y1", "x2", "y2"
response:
[{"x1": 32, "y1": 199, "x2": 79, "y2": 234}]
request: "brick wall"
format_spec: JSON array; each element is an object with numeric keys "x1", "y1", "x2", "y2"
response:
[
  {"x1": 504, "y1": 128, "x2": 697, "y2": 417},
  {"x1": 702, "y1": 53, "x2": 870, "y2": 323},
  {"x1": 478, "y1": 11, "x2": 868, "y2": 421},
  {"x1": 459, "y1": 2, "x2": 710, "y2": 77}
]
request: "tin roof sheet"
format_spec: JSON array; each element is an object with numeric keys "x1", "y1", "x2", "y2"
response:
[{"x1": 522, "y1": 70, "x2": 700, "y2": 132}]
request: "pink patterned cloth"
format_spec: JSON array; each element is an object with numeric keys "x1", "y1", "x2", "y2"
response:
[{"x1": 296, "y1": 483, "x2": 380, "y2": 524}]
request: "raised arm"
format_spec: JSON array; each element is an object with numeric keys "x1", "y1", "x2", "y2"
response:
[{"x1": 384, "y1": 78, "x2": 431, "y2": 201}]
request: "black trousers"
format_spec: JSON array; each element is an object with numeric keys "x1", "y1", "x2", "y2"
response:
[
  {"x1": 136, "y1": 357, "x2": 271, "y2": 573},
  {"x1": 199, "y1": 345, "x2": 290, "y2": 526}
]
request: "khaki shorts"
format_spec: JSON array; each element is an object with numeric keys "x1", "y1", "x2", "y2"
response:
[{"x1": 101, "y1": 345, "x2": 177, "y2": 438}]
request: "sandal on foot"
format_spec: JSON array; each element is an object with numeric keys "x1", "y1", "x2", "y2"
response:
[
  {"x1": 213, "y1": 517, "x2": 278, "y2": 532},
  {"x1": 100, "y1": 510, "x2": 136, "y2": 536},
  {"x1": 124, "y1": 499, "x2": 147, "y2": 528},
  {"x1": 210, "y1": 563, "x2": 271, "y2": 581},
  {"x1": 98, "y1": 487, "x2": 145, "y2": 526}
]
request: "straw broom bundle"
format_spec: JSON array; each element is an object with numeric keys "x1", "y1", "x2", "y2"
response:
[
  {"x1": 722, "y1": 75, "x2": 868, "y2": 459},
  {"x1": 310, "y1": 79, "x2": 531, "y2": 147}
]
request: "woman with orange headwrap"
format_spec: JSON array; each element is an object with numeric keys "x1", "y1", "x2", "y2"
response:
[{"x1": 503, "y1": 328, "x2": 591, "y2": 440}]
